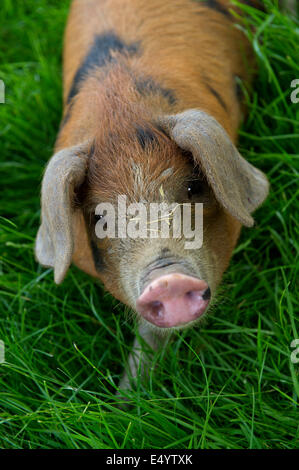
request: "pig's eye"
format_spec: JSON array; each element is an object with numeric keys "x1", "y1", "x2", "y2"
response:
[{"x1": 187, "y1": 180, "x2": 203, "y2": 199}]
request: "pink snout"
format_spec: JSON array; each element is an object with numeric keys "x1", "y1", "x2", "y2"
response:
[{"x1": 136, "y1": 273, "x2": 211, "y2": 328}]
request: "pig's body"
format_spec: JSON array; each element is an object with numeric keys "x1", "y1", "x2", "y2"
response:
[{"x1": 36, "y1": 0, "x2": 269, "y2": 389}]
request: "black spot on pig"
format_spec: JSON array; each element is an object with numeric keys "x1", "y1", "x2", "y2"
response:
[
  {"x1": 194, "y1": 0, "x2": 263, "y2": 18},
  {"x1": 155, "y1": 124, "x2": 171, "y2": 139},
  {"x1": 206, "y1": 84, "x2": 227, "y2": 111},
  {"x1": 67, "y1": 32, "x2": 139, "y2": 103},
  {"x1": 59, "y1": 102, "x2": 73, "y2": 130},
  {"x1": 136, "y1": 77, "x2": 177, "y2": 106},
  {"x1": 88, "y1": 141, "x2": 96, "y2": 158},
  {"x1": 200, "y1": 0, "x2": 232, "y2": 18},
  {"x1": 135, "y1": 126, "x2": 160, "y2": 150}
]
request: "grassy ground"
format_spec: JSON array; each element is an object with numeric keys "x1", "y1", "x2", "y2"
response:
[{"x1": 0, "y1": 0, "x2": 298, "y2": 449}]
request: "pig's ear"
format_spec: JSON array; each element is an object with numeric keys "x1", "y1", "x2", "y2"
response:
[
  {"x1": 35, "y1": 143, "x2": 89, "y2": 284},
  {"x1": 158, "y1": 110, "x2": 269, "y2": 227}
]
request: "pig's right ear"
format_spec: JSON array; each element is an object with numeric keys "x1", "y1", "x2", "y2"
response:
[
  {"x1": 35, "y1": 143, "x2": 89, "y2": 284},
  {"x1": 158, "y1": 110, "x2": 269, "y2": 227}
]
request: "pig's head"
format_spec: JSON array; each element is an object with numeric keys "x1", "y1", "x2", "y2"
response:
[{"x1": 35, "y1": 109, "x2": 269, "y2": 330}]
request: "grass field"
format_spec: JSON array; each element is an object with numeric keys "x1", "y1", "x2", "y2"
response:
[{"x1": 0, "y1": 0, "x2": 298, "y2": 449}]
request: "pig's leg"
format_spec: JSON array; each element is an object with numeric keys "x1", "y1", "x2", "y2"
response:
[{"x1": 118, "y1": 322, "x2": 168, "y2": 392}]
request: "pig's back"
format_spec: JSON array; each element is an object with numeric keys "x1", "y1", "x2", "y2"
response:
[{"x1": 63, "y1": 0, "x2": 255, "y2": 138}]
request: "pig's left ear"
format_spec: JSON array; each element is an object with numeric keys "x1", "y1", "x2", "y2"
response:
[
  {"x1": 158, "y1": 109, "x2": 269, "y2": 227},
  {"x1": 35, "y1": 143, "x2": 89, "y2": 284}
]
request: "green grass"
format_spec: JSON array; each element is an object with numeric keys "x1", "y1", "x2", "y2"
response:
[{"x1": 0, "y1": 0, "x2": 298, "y2": 449}]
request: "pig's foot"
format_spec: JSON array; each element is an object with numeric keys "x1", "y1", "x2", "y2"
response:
[{"x1": 116, "y1": 322, "x2": 168, "y2": 404}]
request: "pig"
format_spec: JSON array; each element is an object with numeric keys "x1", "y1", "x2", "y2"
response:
[{"x1": 35, "y1": 0, "x2": 269, "y2": 390}]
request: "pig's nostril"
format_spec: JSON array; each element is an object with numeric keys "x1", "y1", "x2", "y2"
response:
[
  {"x1": 149, "y1": 300, "x2": 164, "y2": 318},
  {"x1": 186, "y1": 290, "x2": 199, "y2": 300},
  {"x1": 202, "y1": 287, "x2": 211, "y2": 300},
  {"x1": 185, "y1": 290, "x2": 206, "y2": 302}
]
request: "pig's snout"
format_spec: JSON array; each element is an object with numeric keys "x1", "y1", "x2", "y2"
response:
[{"x1": 136, "y1": 273, "x2": 210, "y2": 328}]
